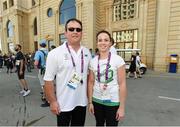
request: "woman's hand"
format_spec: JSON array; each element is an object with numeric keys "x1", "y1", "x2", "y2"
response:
[
  {"x1": 50, "y1": 101, "x2": 60, "y2": 115},
  {"x1": 20, "y1": 70, "x2": 23, "y2": 75},
  {"x1": 88, "y1": 103, "x2": 94, "y2": 115},
  {"x1": 116, "y1": 107, "x2": 125, "y2": 121}
]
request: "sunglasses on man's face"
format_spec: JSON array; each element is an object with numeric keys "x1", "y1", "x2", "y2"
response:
[{"x1": 67, "y1": 27, "x2": 82, "y2": 32}]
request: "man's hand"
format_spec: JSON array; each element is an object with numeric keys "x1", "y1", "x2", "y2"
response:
[{"x1": 50, "y1": 101, "x2": 60, "y2": 115}]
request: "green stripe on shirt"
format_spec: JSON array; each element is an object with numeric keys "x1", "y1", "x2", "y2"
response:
[{"x1": 92, "y1": 97, "x2": 120, "y2": 106}]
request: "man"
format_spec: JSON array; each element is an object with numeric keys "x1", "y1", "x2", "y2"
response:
[
  {"x1": 110, "y1": 37, "x2": 117, "y2": 55},
  {"x1": 89, "y1": 48, "x2": 95, "y2": 58},
  {"x1": 34, "y1": 39, "x2": 48, "y2": 107},
  {"x1": 50, "y1": 45, "x2": 56, "y2": 51},
  {"x1": 15, "y1": 44, "x2": 30, "y2": 97},
  {"x1": 25, "y1": 53, "x2": 31, "y2": 72},
  {"x1": 44, "y1": 18, "x2": 91, "y2": 126},
  {"x1": 136, "y1": 52, "x2": 142, "y2": 78}
]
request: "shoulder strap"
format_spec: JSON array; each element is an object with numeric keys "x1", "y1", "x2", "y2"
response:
[{"x1": 39, "y1": 50, "x2": 46, "y2": 57}]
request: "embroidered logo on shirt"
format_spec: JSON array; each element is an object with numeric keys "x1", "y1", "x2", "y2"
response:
[{"x1": 64, "y1": 54, "x2": 69, "y2": 60}]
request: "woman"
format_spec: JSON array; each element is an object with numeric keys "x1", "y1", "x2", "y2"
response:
[
  {"x1": 88, "y1": 30, "x2": 127, "y2": 126},
  {"x1": 126, "y1": 53, "x2": 137, "y2": 79}
]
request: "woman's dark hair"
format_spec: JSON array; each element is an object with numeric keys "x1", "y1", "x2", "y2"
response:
[
  {"x1": 111, "y1": 37, "x2": 115, "y2": 45},
  {"x1": 96, "y1": 30, "x2": 111, "y2": 41}
]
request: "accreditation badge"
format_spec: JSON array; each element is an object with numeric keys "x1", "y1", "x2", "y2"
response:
[
  {"x1": 99, "y1": 83, "x2": 111, "y2": 103},
  {"x1": 67, "y1": 71, "x2": 82, "y2": 90},
  {"x1": 15, "y1": 60, "x2": 20, "y2": 66}
]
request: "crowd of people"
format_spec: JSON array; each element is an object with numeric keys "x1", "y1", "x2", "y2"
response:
[
  {"x1": 0, "y1": 51, "x2": 35, "y2": 74},
  {"x1": 0, "y1": 18, "x2": 145, "y2": 126}
]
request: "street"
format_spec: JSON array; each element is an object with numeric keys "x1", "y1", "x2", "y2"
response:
[{"x1": 0, "y1": 67, "x2": 180, "y2": 126}]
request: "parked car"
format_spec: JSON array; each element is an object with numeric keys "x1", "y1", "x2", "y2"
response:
[
  {"x1": 125, "y1": 62, "x2": 147, "y2": 74},
  {"x1": 116, "y1": 48, "x2": 147, "y2": 74}
]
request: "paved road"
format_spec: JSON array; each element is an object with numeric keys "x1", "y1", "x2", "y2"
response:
[{"x1": 0, "y1": 67, "x2": 180, "y2": 126}]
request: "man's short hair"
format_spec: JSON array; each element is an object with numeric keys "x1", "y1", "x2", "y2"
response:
[
  {"x1": 65, "y1": 18, "x2": 82, "y2": 31},
  {"x1": 17, "y1": 44, "x2": 22, "y2": 50},
  {"x1": 136, "y1": 52, "x2": 139, "y2": 55},
  {"x1": 51, "y1": 45, "x2": 56, "y2": 49}
]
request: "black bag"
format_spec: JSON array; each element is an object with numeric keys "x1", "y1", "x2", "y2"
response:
[
  {"x1": 37, "y1": 50, "x2": 47, "y2": 75},
  {"x1": 37, "y1": 56, "x2": 42, "y2": 69}
]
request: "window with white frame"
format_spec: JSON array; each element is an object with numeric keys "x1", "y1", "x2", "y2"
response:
[
  {"x1": 113, "y1": 29, "x2": 138, "y2": 49},
  {"x1": 9, "y1": 0, "x2": 14, "y2": 7},
  {"x1": 113, "y1": 0, "x2": 138, "y2": 21},
  {"x1": 32, "y1": 0, "x2": 36, "y2": 6},
  {"x1": 113, "y1": 29, "x2": 138, "y2": 61},
  {"x1": 3, "y1": 1, "x2": 8, "y2": 10}
]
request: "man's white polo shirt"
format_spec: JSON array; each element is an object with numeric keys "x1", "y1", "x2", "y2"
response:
[{"x1": 44, "y1": 42, "x2": 91, "y2": 112}]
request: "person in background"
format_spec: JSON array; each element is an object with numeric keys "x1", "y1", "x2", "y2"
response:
[
  {"x1": 44, "y1": 18, "x2": 91, "y2": 126},
  {"x1": 15, "y1": 44, "x2": 31, "y2": 97},
  {"x1": 88, "y1": 30, "x2": 127, "y2": 126},
  {"x1": 136, "y1": 52, "x2": 142, "y2": 78},
  {"x1": 50, "y1": 45, "x2": 56, "y2": 51},
  {"x1": 6, "y1": 54, "x2": 14, "y2": 74},
  {"x1": 126, "y1": 53, "x2": 137, "y2": 79},
  {"x1": 95, "y1": 48, "x2": 99, "y2": 56},
  {"x1": 89, "y1": 48, "x2": 95, "y2": 58},
  {"x1": 0, "y1": 50, "x2": 3, "y2": 68},
  {"x1": 34, "y1": 39, "x2": 49, "y2": 107},
  {"x1": 25, "y1": 53, "x2": 31, "y2": 72},
  {"x1": 3, "y1": 54, "x2": 8, "y2": 68},
  {"x1": 110, "y1": 37, "x2": 117, "y2": 55}
]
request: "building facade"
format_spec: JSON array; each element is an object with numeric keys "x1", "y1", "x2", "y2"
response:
[{"x1": 0, "y1": 0, "x2": 180, "y2": 73}]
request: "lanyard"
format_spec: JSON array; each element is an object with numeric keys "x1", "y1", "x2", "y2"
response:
[
  {"x1": 97, "y1": 52, "x2": 111, "y2": 83},
  {"x1": 66, "y1": 43, "x2": 84, "y2": 73}
]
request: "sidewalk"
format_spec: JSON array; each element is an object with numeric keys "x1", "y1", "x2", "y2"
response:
[
  {"x1": 0, "y1": 68, "x2": 55, "y2": 126},
  {"x1": 1, "y1": 67, "x2": 180, "y2": 126},
  {"x1": 0, "y1": 67, "x2": 95, "y2": 126},
  {"x1": 145, "y1": 69, "x2": 180, "y2": 79}
]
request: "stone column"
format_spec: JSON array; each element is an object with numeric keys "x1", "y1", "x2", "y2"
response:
[
  {"x1": 154, "y1": 0, "x2": 171, "y2": 72},
  {"x1": 80, "y1": 0, "x2": 95, "y2": 49},
  {"x1": 139, "y1": 0, "x2": 148, "y2": 63}
]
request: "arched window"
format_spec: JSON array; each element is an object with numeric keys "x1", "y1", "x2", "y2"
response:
[
  {"x1": 7, "y1": 20, "x2": 14, "y2": 37},
  {"x1": 9, "y1": 0, "x2": 14, "y2": 7},
  {"x1": 59, "y1": 0, "x2": 76, "y2": 24},
  {"x1": 47, "y1": 8, "x2": 53, "y2": 17},
  {"x1": 34, "y1": 17, "x2": 38, "y2": 35},
  {"x1": 32, "y1": 0, "x2": 36, "y2": 6},
  {"x1": 113, "y1": 0, "x2": 138, "y2": 21}
]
